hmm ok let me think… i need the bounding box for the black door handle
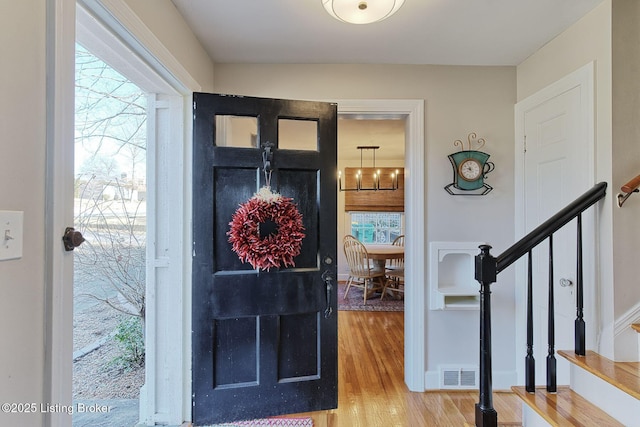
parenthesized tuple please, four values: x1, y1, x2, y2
(63, 227, 85, 251)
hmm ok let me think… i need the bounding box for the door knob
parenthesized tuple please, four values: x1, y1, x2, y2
(62, 227, 85, 251)
(559, 278, 573, 287)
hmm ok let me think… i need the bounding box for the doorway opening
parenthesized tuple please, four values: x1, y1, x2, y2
(72, 42, 147, 426)
(337, 117, 406, 314)
(70, 3, 189, 424)
(334, 99, 425, 393)
(336, 117, 406, 398)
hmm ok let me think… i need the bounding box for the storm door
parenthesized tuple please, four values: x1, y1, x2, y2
(192, 93, 338, 425)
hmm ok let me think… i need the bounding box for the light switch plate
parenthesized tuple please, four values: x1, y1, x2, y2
(0, 210, 24, 261)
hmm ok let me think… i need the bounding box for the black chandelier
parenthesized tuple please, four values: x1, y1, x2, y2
(338, 146, 399, 191)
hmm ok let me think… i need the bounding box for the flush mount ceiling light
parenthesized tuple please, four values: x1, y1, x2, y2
(322, 0, 405, 25)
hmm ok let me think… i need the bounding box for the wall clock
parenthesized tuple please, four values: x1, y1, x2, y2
(445, 132, 495, 195)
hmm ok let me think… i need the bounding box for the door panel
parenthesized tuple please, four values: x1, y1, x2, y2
(192, 93, 338, 425)
(213, 167, 258, 272)
(523, 85, 588, 385)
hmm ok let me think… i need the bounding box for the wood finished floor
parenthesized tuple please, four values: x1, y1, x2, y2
(290, 311, 522, 427)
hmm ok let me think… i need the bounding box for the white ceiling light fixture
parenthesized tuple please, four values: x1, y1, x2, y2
(322, 0, 405, 25)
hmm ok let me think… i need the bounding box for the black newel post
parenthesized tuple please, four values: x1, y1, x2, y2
(475, 245, 498, 427)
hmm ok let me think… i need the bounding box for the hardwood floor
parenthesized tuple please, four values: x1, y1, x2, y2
(291, 311, 522, 426)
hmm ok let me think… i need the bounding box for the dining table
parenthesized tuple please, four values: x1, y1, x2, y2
(363, 243, 404, 270)
(363, 243, 405, 298)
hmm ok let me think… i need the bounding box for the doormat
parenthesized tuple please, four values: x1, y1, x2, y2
(337, 282, 403, 312)
(211, 418, 313, 427)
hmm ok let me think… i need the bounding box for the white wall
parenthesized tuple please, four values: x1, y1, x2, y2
(213, 63, 518, 386)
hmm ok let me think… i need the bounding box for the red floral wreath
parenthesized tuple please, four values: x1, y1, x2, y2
(227, 187, 306, 271)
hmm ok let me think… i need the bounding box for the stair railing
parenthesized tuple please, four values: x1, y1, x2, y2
(474, 182, 608, 427)
(617, 174, 640, 207)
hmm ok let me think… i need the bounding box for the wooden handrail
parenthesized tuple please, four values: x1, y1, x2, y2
(617, 174, 640, 207)
(621, 174, 640, 193)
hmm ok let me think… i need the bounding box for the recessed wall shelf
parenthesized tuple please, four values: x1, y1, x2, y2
(429, 241, 484, 310)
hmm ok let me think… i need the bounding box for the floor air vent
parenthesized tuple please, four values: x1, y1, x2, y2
(440, 366, 478, 389)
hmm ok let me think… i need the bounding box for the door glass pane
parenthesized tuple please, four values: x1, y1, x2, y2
(278, 119, 317, 151)
(215, 115, 258, 147)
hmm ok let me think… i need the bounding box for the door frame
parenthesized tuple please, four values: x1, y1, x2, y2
(47, 0, 199, 425)
(334, 99, 425, 391)
(44, 2, 76, 426)
(513, 62, 595, 384)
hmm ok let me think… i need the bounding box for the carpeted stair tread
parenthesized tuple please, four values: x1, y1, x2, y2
(558, 350, 640, 400)
(511, 385, 624, 427)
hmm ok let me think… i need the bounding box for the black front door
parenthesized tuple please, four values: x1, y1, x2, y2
(192, 93, 338, 425)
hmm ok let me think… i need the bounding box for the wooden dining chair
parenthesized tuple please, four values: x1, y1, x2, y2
(382, 234, 405, 300)
(343, 236, 387, 305)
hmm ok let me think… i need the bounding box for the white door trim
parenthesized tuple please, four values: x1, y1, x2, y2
(45, 1, 76, 426)
(513, 62, 595, 384)
(334, 99, 426, 392)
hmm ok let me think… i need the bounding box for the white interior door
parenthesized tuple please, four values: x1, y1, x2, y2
(515, 63, 595, 385)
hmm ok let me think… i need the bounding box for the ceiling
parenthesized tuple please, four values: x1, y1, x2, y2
(170, 0, 603, 66)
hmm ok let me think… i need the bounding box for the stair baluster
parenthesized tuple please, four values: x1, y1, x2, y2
(575, 213, 585, 355)
(546, 235, 557, 392)
(526, 250, 535, 393)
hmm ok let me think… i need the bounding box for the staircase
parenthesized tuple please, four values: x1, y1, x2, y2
(512, 325, 640, 426)
(471, 183, 640, 427)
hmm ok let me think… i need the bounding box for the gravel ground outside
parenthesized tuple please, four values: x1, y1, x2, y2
(73, 298, 144, 400)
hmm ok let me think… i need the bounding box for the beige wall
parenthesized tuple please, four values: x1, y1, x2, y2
(517, 0, 614, 353)
(214, 63, 518, 382)
(517, 0, 640, 358)
(124, 0, 215, 92)
(611, 0, 640, 323)
(0, 1, 46, 424)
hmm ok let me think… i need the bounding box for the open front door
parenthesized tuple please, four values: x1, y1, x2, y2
(192, 93, 338, 425)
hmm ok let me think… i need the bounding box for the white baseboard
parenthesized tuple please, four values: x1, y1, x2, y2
(613, 301, 640, 361)
(614, 300, 640, 336)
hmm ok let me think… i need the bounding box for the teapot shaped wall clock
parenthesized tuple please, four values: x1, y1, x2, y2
(444, 132, 495, 196)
